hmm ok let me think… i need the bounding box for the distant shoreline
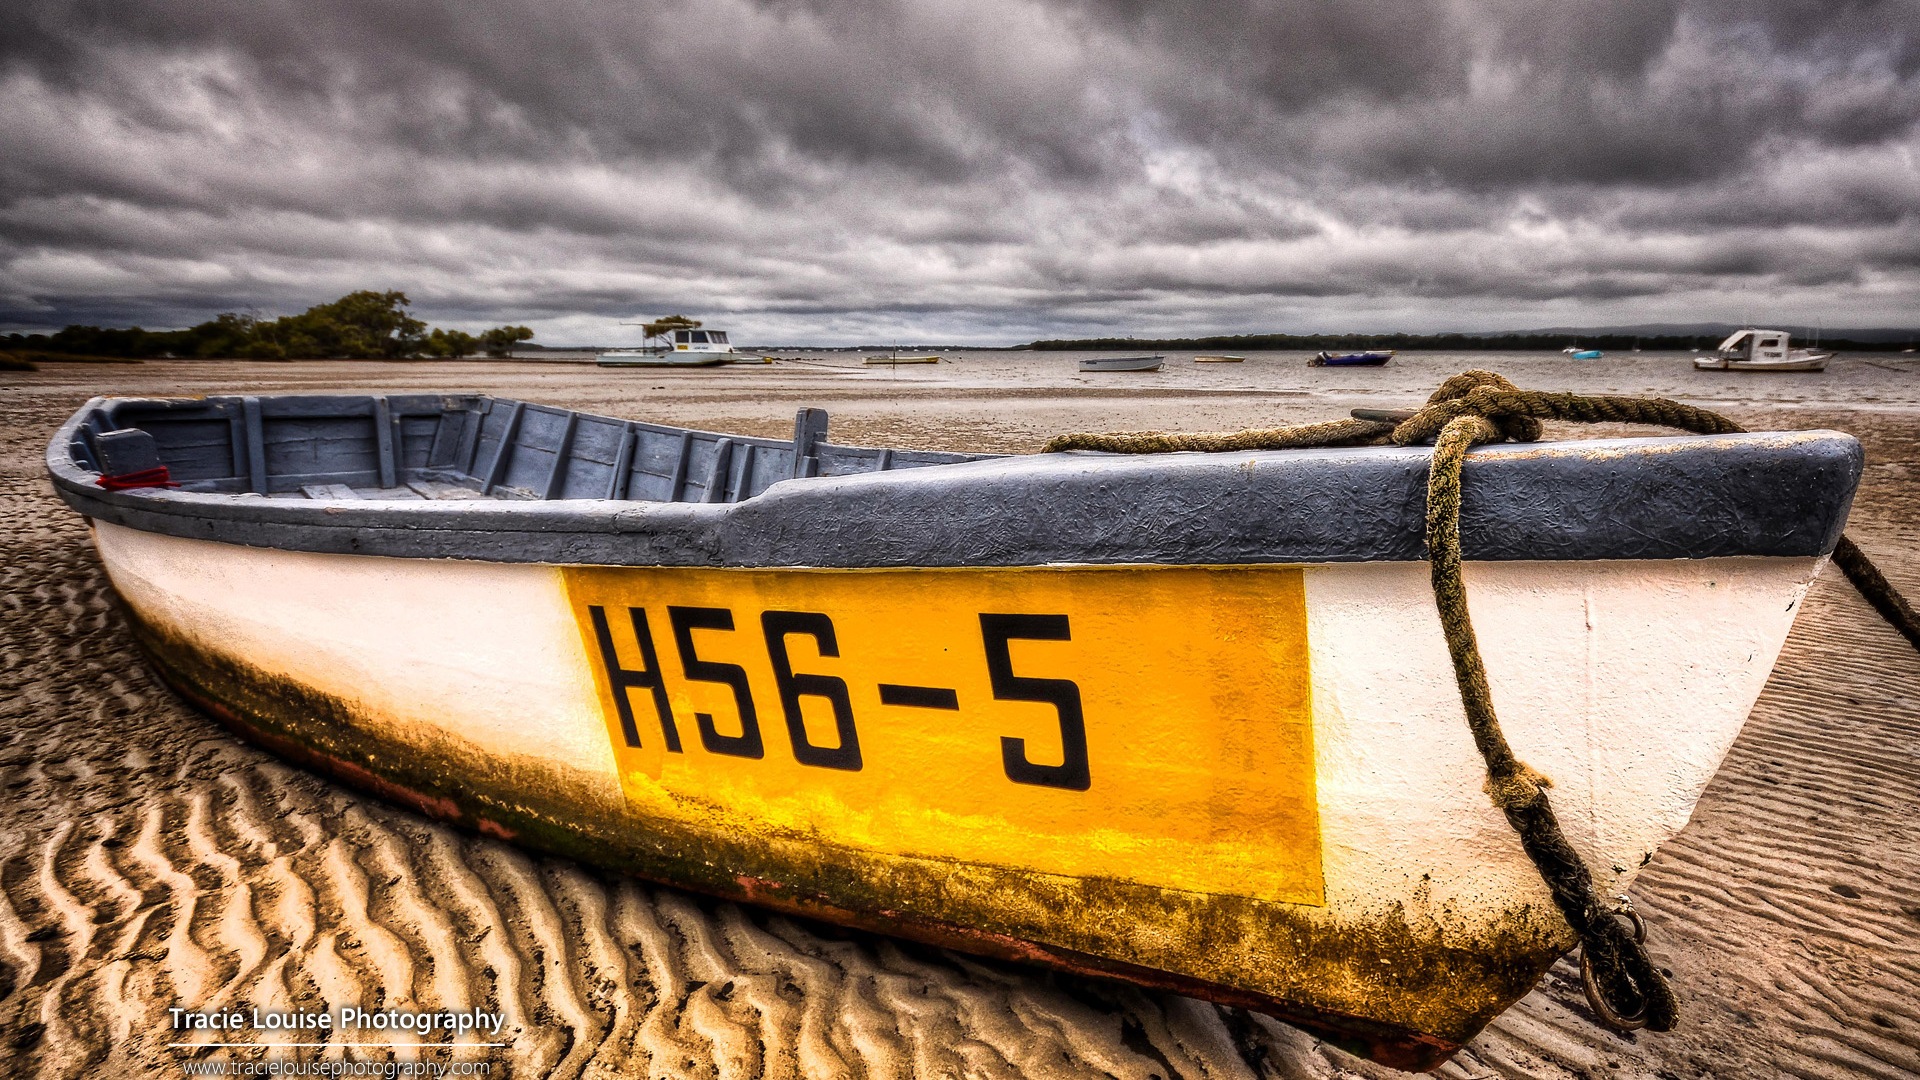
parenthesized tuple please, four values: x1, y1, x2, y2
(1027, 331, 1920, 352)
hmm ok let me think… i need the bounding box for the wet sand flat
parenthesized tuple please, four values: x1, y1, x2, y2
(2, 355, 1917, 1079)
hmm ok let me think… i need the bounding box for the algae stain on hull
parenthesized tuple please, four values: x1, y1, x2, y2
(120, 600, 1567, 1072)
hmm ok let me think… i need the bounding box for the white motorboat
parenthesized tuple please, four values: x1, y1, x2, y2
(1693, 329, 1831, 372)
(600, 321, 739, 367)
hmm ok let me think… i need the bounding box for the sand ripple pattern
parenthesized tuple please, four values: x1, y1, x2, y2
(5, 376, 1918, 1079)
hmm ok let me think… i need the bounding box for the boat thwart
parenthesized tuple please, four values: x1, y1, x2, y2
(48, 391, 1864, 1069)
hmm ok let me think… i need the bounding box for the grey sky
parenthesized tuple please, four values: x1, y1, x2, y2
(3, 0, 1917, 344)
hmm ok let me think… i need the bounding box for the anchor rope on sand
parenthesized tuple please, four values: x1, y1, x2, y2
(1044, 369, 1920, 1035)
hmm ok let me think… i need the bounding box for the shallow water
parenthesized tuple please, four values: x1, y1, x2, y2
(527, 348, 1920, 413)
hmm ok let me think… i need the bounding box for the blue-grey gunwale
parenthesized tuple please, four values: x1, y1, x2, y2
(49, 393, 1861, 567)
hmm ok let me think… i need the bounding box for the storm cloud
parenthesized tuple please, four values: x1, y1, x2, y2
(2, 0, 1917, 343)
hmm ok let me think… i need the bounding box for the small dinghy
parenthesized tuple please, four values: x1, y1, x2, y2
(1193, 354, 1245, 363)
(864, 352, 942, 365)
(1079, 354, 1164, 371)
(1310, 350, 1393, 366)
(49, 389, 1864, 1069)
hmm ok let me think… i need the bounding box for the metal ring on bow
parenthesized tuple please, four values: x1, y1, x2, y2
(1581, 902, 1651, 1031)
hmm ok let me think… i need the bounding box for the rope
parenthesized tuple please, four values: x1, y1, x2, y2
(1832, 536, 1920, 652)
(1045, 369, 1920, 1034)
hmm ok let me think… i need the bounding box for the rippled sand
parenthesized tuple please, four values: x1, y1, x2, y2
(3, 356, 1917, 1078)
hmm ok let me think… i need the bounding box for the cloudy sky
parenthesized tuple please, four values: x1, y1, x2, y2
(3, 0, 1918, 345)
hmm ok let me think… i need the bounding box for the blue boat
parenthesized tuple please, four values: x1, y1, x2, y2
(1565, 349, 1604, 360)
(1309, 350, 1393, 367)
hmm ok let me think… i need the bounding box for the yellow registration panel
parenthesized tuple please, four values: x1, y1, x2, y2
(562, 564, 1322, 906)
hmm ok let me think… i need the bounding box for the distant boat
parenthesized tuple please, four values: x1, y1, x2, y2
(1568, 350, 1603, 360)
(1309, 350, 1393, 367)
(1080, 355, 1165, 372)
(864, 352, 941, 365)
(598, 351, 728, 368)
(1193, 355, 1245, 363)
(600, 323, 738, 367)
(1692, 329, 1830, 373)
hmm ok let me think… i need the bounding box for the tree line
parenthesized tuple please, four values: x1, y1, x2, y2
(4, 291, 533, 360)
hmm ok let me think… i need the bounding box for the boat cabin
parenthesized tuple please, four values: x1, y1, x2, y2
(1713, 328, 1791, 362)
(672, 328, 732, 354)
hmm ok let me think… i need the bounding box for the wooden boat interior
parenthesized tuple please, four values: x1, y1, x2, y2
(65, 393, 990, 503)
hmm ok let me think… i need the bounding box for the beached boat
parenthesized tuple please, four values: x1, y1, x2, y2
(1693, 329, 1830, 372)
(1193, 355, 1245, 363)
(1310, 350, 1393, 366)
(864, 352, 942, 365)
(1568, 349, 1604, 360)
(601, 324, 740, 367)
(597, 350, 728, 368)
(1079, 355, 1164, 371)
(48, 392, 1862, 1069)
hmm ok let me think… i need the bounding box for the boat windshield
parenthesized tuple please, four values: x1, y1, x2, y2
(710, 331, 728, 344)
(1715, 330, 1750, 352)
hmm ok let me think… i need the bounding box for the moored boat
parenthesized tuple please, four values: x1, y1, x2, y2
(600, 318, 739, 367)
(1310, 350, 1393, 366)
(1568, 349, 1604, 360)
(48, 391, 1863, 1069)
(1193, 354, 1245, 363)
(1079, 354, 1164, 371)
(597, 350, 729, 368)
(864, 352, 942, 365)
(1693, 328, 1831, 372)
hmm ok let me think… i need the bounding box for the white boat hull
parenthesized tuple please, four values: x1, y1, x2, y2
(1693, 352, 1831, 372)
(93, 519, 1819, 1039)
(598, 350, 729, 368)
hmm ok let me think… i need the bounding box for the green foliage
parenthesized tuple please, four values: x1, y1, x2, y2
(641, 314, 700, 339)
(479, 325, 534, 357)
(14, 292, 538, 360)
(252, 290, 428, 359)
(425, 328, 480, 358)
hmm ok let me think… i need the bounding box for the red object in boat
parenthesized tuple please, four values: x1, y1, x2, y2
(96, 466, 179, 490)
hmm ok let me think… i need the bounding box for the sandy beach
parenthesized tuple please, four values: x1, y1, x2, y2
(2, 352, 1917, 1079)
